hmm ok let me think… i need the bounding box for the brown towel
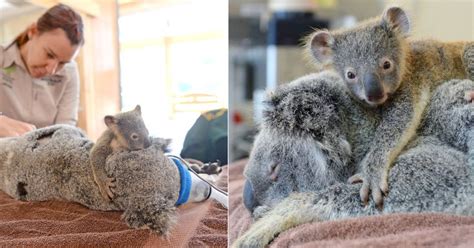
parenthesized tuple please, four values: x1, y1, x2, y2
(0, 166, 228, 247)
(229, 159, 474, 248)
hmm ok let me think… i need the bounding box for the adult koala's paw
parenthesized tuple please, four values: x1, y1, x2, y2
(233, 217, 280, 248)
(252, 205, 271, 220)
(187, 159, 222, 175)
(464, 91, 474, 103)
(121, 199, 177, 236)
(233, 230, 269, 248)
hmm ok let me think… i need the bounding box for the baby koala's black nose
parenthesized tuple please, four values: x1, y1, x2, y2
(367, 92, 385, 102)
(144, 137, 151, 148)
(364, 73, 385, 103)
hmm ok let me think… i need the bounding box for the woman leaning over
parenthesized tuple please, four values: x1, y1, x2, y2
(0, 4, 84, 137)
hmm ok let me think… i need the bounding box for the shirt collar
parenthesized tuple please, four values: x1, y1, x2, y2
(3, 41, 28, 72)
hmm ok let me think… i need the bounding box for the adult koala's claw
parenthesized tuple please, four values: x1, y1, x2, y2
(464, 91, 474, 103)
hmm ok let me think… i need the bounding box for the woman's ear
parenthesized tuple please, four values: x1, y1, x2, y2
(27, 23, 38, 39)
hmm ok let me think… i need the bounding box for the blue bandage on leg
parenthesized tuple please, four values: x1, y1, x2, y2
(170, 157, 192, 206)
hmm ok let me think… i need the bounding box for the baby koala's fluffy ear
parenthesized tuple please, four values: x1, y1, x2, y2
(133, 105, 142, 115)
(308, 30, 335, 64)
(104, 115, 117, 128)
(382, 6, 410, 36)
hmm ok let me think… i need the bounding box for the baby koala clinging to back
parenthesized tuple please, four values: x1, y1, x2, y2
(90, 105, 151, 201)
(307, 6, 473, 208)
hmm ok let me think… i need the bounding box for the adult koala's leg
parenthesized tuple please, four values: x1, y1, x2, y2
(23, 124, 88, 149)
(24, 124, 71, 141)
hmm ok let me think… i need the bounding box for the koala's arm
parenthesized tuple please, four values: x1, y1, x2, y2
(232, 193, 317, 248)
(90, 130, 116, 200)
(233, 184, 371, 248)
(350, 86, 430, 208)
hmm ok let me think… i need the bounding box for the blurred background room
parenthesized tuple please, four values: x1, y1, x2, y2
(228, 0, 474, 162)
(0, 0, 228, 164)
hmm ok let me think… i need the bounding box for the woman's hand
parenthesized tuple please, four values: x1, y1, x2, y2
(0, 115, 36, 137)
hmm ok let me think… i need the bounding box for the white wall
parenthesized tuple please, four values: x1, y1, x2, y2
(385, 0, 474, 41)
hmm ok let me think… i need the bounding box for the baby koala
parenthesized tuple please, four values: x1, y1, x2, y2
(90, 105, 151, 201)
(307, 6, 474, 208)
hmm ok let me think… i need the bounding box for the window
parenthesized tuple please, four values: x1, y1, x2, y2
(118, 1, 228, 153)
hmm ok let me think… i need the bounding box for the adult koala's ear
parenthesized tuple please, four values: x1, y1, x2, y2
(308, 30, 335, 64)
(382, 6, 410, 36)
(150, 137, 172, 152)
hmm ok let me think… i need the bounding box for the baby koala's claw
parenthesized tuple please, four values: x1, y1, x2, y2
(348, 174, 363, 184)
(348, 173, 386, 210)
(105, 177, 116, 200)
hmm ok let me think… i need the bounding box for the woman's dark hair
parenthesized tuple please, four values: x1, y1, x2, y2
(15, 4, 84, 47)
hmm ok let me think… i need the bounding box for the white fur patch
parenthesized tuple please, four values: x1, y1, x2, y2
(311, 140, 329, 175)
(6, 151, 14, 167)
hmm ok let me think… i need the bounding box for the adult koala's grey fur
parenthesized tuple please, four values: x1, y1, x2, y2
(236, 72, 473, 247)
(244, 71, 380, 212)
(0, 126, 179, 235)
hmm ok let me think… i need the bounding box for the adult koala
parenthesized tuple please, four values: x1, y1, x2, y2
(237, 71, 473, 247)
(0, 126, 179, 235)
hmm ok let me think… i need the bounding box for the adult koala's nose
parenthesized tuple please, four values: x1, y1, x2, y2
(364, 73, 385, 102)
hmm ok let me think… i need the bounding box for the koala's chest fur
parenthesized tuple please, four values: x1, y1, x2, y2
(110, 137, 128, 152)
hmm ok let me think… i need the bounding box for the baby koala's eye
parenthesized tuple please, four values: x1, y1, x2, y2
(346, 71, 356, 80)
(380, 58, 394, 72)
(131, 133, 139, 140)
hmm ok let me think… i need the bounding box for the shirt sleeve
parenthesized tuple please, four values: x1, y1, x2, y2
(54, 62, 80, 126)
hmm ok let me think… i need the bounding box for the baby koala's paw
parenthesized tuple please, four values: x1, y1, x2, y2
(464, 42, 474, 80)
(348, 170, 388, 210)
